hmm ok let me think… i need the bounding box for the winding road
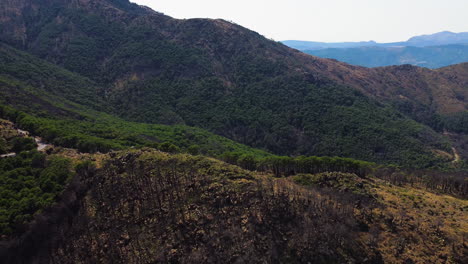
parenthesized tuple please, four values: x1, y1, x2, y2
(0, 130, 52, 158)
(451, 147, 461, 163)
(443, 130, 462, 164)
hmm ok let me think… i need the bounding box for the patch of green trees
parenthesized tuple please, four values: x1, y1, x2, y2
(0, 104, 269, 157)
(0, 151, 73, 236)
(221, 152, 374, 178)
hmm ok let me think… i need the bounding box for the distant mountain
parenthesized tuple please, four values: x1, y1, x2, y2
(305, 44, 468, 68)
(283, 31, 468, 50)
(281, 40, 378, 51)
(283, 31, 468, 68)
(406, 31, 468, 47)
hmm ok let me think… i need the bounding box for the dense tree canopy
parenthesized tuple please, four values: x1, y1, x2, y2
(0, 151, 73, 236)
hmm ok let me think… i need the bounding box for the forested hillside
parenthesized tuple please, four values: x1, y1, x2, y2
(0, 0, 466, 168)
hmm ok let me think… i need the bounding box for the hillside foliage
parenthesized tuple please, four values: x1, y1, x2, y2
(0, 0, 464, 168)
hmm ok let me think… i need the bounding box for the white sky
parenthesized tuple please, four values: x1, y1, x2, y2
(131, 0, 468, 43)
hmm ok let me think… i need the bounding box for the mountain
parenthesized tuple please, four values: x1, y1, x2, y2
(406, 31, 468, 47)
(1, 0, 467, 168)
(283, 32, 468, 68)
(283, 31, 468, 50)
(304, 44, 468, 69)
(281, 40, 378, 50)
(0, 43, 272, 157)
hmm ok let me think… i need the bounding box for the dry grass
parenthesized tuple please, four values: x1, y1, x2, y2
(371, 180, 467, 263)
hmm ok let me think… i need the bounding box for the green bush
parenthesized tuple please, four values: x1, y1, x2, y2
(11, 137, 37, 153)
(159, 142, 180, 153)
(187, 145, 200, 155)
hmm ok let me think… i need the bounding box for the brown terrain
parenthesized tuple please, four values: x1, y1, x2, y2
(0, 149, 466, 263)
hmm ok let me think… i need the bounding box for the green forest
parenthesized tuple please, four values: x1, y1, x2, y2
(0, 42, 458, 168)
(0, 151, 73, 236)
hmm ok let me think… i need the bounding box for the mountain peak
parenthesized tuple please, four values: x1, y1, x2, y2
(407, 31, 468, 45)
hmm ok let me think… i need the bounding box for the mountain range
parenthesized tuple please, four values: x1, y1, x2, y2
(0, 0, 467, 263)
(0, 0, 467, 166)
(283, 31, 468, 50)
(283, 31, 468, 68)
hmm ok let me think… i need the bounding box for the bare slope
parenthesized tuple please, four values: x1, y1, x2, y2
(1, 149, 466, 263)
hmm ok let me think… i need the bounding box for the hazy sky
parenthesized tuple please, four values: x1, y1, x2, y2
(131, 0, 467, 43)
